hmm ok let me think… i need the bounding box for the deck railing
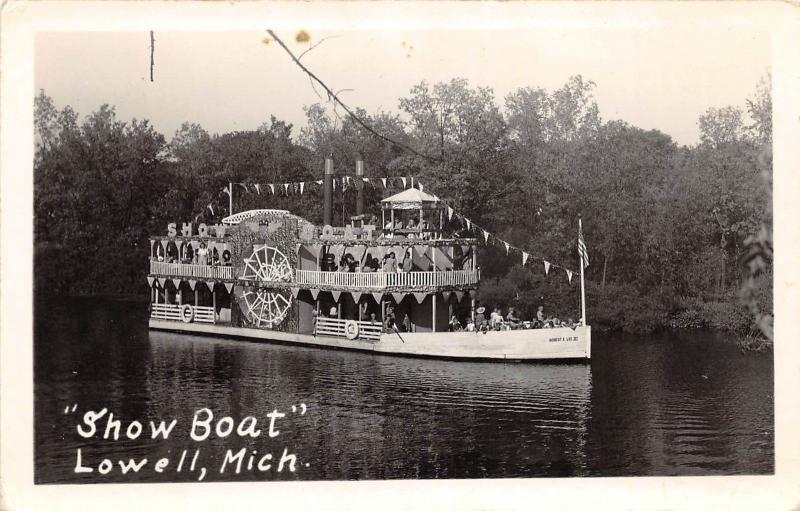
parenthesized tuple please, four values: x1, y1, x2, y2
(150, 303, 216, 324)
(295, 269, 479, 289)
(150, 260, 237, 280)
(314, 317, 382, 341)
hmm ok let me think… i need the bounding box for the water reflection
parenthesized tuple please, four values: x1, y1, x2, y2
(34, 298, 772, 483)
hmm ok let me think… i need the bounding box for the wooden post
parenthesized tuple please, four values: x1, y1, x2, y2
(432, 293, 437, 332)
(358, 298, 363, 321)
(391, 209, 395, 230)
(382, 209, 386, 230)
(194, 287, 198, 306)
(579, 218, 587, 325)
(432, 244, 437, 272)
(471, 296, 476, 322)
(229, 181, 233, 217)
(337, 302, 341, 319)
(212, 283, 217, 312)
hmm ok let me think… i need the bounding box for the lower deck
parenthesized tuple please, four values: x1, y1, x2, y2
(149, 319, 591, 361)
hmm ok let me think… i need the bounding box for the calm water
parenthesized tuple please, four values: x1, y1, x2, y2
(34, 297, 773, 483)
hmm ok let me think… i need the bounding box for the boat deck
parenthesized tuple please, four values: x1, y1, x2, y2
(149, 319, 591, 361)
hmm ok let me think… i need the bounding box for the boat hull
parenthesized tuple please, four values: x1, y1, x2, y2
(149, 320, 591, 361)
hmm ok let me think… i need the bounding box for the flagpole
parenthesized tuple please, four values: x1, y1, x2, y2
(229, 181, 233, 216)
(579, 218, 587, 325)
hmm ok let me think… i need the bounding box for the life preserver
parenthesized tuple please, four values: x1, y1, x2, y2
(180, 304, 194, 323)
(344, 320, 359, 340)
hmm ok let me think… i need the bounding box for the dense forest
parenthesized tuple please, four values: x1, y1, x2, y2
(34, 74, 773, 338)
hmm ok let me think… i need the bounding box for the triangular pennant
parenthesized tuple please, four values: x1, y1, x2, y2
(332, 179, 336, 191)
(371, 292, 383, 303)
(254, 184, 261, 195)
(566, 270, 573, 283)
(331, 290, 342, 303)
(469, 290, 478, 298)
(205, 281, 215, 293)
(160, 239, 169, 251)
(315, 179, 323, 186)
(147, 276, 155, 287)
(522, 252, 529, 266)
(362, 177, 369, 183)
(503, 241, 510, 254)
(380, 178, 387, 188)
(410, 177, 414, 188)
(465, 218, 471, 230)
(544, 261, 551, 275)
(392, 292, 405, 304)
(239, 183, 248, 193)
(442, 290, 452, 302)
(419, 183, 424, 192)
(149, 239, 154, 252)
(208, 204, 214, 216)
(223, 185, 231, 198)
(310, 288, 320, 300)
(401, 177, 407, 188)
(447, 206, 453, 221)
(352, 291, 362, 303)
(483, 230, 490, 243)
(187, 279, 196, 291)
(299, 182, 305, 194)
(283, 183, 289, 195)
(454, 290, 464, 302)
(156, 277, 165, 288)
(224, 283, 233, 293)
(291, 287, 299, 298)
(413, 292, 427, 304)
(269, 184, 275, 195)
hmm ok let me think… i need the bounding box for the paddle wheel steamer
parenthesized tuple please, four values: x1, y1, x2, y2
(148, 159, 591, 361)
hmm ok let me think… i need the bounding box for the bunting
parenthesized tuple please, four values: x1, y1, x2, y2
(290, 287, 300, 298)
(447, 206, 453, 221)
(254, 184, 261, 195)
(299, 182, 305, 195)
(544, 261, 551, 275)
(391, 292, 405, 304)
(522, 252, 529, 266)
(566, 270, 573, 283)
(283, 183, 289, 195)
(223, 185, 231, 198)
(352, 291, 362, 303)
(380, 178, 387, 188)
(225, 283, 234, 293)
(413, 292, 427, 304)
(400, 177, 407, 188)
(503, 241, 510, 254)
(371, 291, 383, 303)
(187, 280, 197, 291)
(310, 288, 320, 300)
(268, 184, 275, 195)
(483, 230, 489, 243)
(454, 290, 464, 302)
(331, 290, 342, 303)
(147, 276, 155, 287)
(208, 204, 214, 216)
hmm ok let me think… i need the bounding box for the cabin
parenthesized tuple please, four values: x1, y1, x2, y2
(147, 159, 480, 343)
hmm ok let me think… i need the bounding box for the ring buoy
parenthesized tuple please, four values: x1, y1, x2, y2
(344, 320, 359, 340)
(180, 304, 194, 323)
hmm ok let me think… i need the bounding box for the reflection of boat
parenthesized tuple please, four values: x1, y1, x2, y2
(148, 158, 591, 361)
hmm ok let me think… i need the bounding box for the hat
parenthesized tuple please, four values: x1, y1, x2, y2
(476, 306, 485, 314)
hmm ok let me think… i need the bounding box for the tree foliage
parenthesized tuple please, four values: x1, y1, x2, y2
(34, 74, 772, 336)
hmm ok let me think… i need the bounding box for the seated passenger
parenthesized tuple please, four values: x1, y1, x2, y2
(466, 318, 476, 332)
(490, 308, 504, 329)
(506, 307, 522, 327)
(449, 315, 462, 332)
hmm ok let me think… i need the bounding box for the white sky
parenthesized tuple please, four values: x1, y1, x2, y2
(35, 21, 770, 146)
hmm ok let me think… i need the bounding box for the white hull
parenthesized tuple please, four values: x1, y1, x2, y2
(149, 320, 591, 361)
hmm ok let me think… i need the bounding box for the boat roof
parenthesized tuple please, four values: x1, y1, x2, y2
(222, 209, 291, 225)
(381, 188, 441, 210)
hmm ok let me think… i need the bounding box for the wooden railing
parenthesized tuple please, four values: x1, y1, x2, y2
(314, 317, 382, 341)
(150, 303, 215, 324)
(295, 269, 479, 289)
(150, 260, 236, 280)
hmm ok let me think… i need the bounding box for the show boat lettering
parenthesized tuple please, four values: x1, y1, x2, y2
(66, 404, 311, 480)
(148, 158, 592, 361)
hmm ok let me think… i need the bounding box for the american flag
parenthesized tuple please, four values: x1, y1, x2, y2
(578, 221, 589, 269)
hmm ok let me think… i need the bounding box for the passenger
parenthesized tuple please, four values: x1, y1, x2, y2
(466, 318, 476, 332)
(384, 252, 398, 272)
(406, 217, 417, 229)
(536, 305, 545, 323)
(475, 306, 488, 333)
(329, 306, 338, 318)
(222, 251, 232, 266)
(197, 242, 208, 266)
(506, 307, 522, 328)
(402, 314, 412, 332)
(383, 306, 396, 331)
(449, 315, 462, 332)
(490, 307, 504, 330)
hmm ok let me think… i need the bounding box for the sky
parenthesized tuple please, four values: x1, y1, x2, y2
(35, 22, 770, 147)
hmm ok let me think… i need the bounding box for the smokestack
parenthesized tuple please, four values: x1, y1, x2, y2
(323, 156, 334, 226)
(355, 157, 364, 217)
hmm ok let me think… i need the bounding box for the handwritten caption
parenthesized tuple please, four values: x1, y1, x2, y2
(64, 403, 310, 481)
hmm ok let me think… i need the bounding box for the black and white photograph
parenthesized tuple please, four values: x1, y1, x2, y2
(2, 2, 799, 510)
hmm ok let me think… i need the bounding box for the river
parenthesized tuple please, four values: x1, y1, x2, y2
(34, 297, 773, 483)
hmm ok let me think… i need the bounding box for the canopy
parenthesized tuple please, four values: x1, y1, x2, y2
(380, 188, 441, 210)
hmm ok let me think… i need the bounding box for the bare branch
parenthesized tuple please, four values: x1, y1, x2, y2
(297, 35, 340, 61)
(266, 29, 441, 163)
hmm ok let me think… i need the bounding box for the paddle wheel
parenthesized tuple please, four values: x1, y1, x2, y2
(238, 244, 293, 327)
